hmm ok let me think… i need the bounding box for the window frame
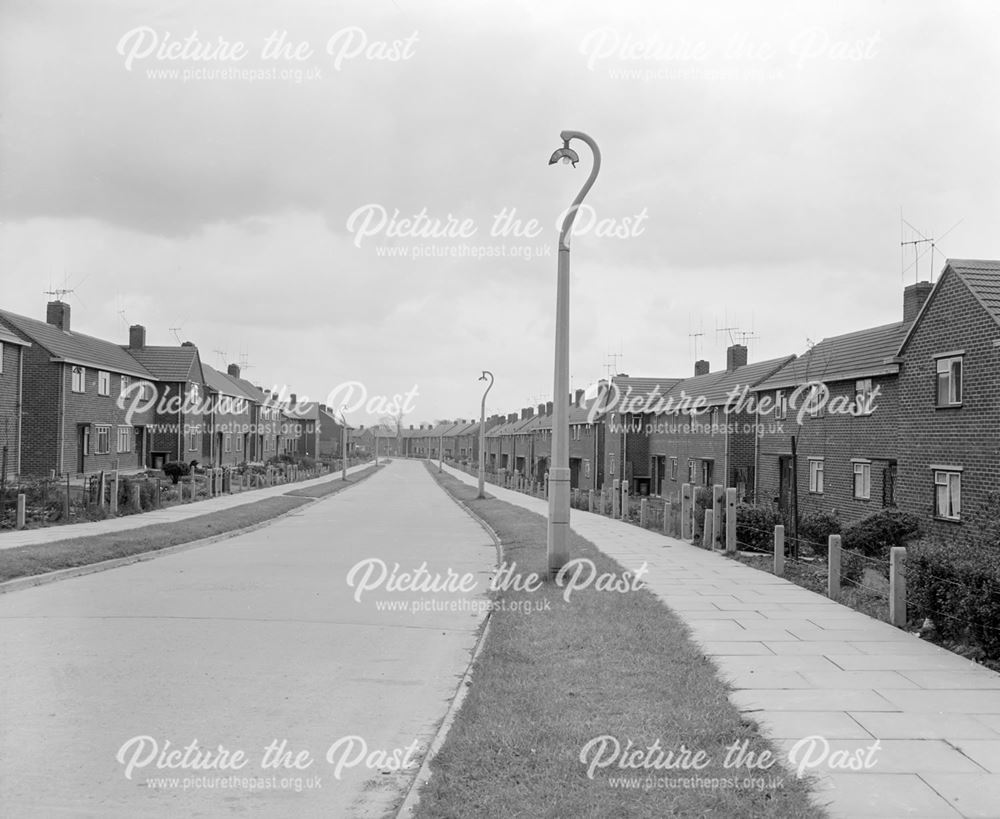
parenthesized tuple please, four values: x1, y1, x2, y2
(97, 370, 110, 396)
(935, 355, 963, 407)
(808, 457, 824, 494)
(94, 424, 111, 454)
(116, 425, 132, 453)
(852, 460, 871, 500)
(669, 457, 678, 481)
(71, 365, 86, 393)
(933, 469, 962, 521)
(774, 390, 787, 420)
(854, 379, 874, 416)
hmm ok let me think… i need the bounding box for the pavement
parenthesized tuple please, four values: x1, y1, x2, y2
(0, 462, 374, 551)
(0, 459, 497, 817)
(443, 463, 1000, 819)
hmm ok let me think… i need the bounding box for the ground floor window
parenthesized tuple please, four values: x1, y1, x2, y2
(934, 470, 961, 520)
(95, 425, 111, 454)
(116, 426, 132, 453)
(808, 458, 824, 493)
(853, 461, 871, 500)
(188, 431, 198, 451)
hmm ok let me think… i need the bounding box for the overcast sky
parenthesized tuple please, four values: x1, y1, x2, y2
(2, 0, 998, 427)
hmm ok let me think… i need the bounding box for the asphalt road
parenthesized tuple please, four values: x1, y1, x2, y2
(0, 458, 496, 817)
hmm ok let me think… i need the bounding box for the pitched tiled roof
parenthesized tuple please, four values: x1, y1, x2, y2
(0, 326, 30, 347)
(0, 308, 153, 377)
(946, 259, 1000, 327)
(128, 345, 204, 383)
(202, 363, 246, 397)
(695, 356, 797, 405)
(756, 323, 907, 391)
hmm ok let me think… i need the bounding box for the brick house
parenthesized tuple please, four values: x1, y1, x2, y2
(201, 363, 255, 467)
(127, 331, 208, 469)
(636, 348, 795, 500)
(318, 404, 350, 461)
(0, 326, 29, 478)
(278, 395, 321, 460)
(0, 303, 160, 476)
(895, 260, 1000, 540)
(752, 283, 931, 526)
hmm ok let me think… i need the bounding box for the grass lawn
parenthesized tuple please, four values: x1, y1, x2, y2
(0, 467, 378, 584)
(414, 469, 825, 819)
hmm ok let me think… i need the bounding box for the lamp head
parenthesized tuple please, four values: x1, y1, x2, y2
(548, 140, 579, 167)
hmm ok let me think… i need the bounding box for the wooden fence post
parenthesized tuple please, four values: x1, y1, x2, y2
(712, 484, 724, 549)
(110, 472, 119, 515)
(703, 509, 714, 549)
(828, 534, 842, 601)
(621, 480, 629, 520)
(725, 488, 737, 553)
(681, 483, 692, 539)
(99, 471, 106, 509)
(640, 498, 648, 528)
(132, 483, 141, 512)
(588, 489, 595, 513)
(612, 479, 620, 518)
(890, 546, 907, 627)
(774, 525, 784, 576)
(16, 493, 25, 529)
(663, 498, 671, 534)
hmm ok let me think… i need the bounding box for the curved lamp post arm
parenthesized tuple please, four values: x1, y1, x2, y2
(477, 370, 494, 498)
(551, 131, 602, 251)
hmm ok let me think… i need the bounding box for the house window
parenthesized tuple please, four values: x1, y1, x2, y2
(572, 425, 582, 440)
(139, 380, 153, 400)
(936, 356, 963, 406)
(853, 461, 871, 500)
(97, 371, 110, 396)
(235, 434, 243, 452)
(687, 459, 695, 483)
(71, 365, 86, 393)
(709, 408, 719, 429)
(95, 425, 111, 454)
(934, 470, 961, 520)
(808, 458, 824, 494)
(188, 384, 200, 405)
(120, 375, 131, 397)
(117, 426, 132, 453)
(0, 341, 3, 373)
(805, 383, 824, 417)
(854, 379, 874, 415)
(224, 434, 232, 453)
(670, 457, 678, 480)
(188, 430, 198, 451)
(774, 390, 787, 420)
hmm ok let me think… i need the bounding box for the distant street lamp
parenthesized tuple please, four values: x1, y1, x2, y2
(339, 404, 348, 481)
(478, 370, 494, 499)
(546, 130, 601, 579)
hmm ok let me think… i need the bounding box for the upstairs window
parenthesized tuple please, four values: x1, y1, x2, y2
(71, 366, 86, 393)
(774, 390, 787, 420)
(936, 356, 963, 406)
(120, 375, 131, 397)
(854, 379, 874, 416)
(98, 371, 110, 396)
(808, 458, 824, 494)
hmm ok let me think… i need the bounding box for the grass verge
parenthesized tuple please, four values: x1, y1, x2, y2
(413, 469, 824, 819)
(0, 468, 378, 583)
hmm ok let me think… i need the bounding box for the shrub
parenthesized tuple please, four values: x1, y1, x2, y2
(735, 504, 783, 553)
(692, 487, 713, 541)
(798, 511, 841, 559)
(162, 461, 190, 485)
(842, 509, 922, 558)
(907, 539, 1000, 663)
(299, 455, 316, 469)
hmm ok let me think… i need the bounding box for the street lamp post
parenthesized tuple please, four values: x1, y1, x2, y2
(546, 130, 601, 579)
(340, 405, 348, 481)
(438, 428, 443, 473)
(478, 371, 494, 499)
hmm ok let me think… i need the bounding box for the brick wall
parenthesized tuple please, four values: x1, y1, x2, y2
(897, 270, 1000, 540)
(0, 340, 23, 477)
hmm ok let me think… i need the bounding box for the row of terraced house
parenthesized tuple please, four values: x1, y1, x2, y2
(399, 260, 1000, 542)
(0, 300, 353, 479)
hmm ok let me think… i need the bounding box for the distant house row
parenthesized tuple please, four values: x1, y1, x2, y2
(402, 260, 999, 542)
(0, 301, 352, 478)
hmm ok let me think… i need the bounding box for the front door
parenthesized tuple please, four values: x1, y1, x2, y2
(134, 426, 145, 468)
(78, 424, 90, 473)
(569, 457, 581, 489)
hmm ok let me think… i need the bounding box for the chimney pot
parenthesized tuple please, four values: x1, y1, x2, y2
(575, 389, 584, 406)
(546, 401, 553, 416)
(694, 359, 710, 376)
(904, 280, 933, 324)
(129, 324, 146, 349)
(46, 300, 71, 332)
(726, 345, 747, 372)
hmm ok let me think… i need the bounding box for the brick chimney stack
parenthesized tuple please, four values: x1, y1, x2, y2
(46, 301, 70, 331)
(128, 324, 146, 349)
(575, 389, 584, 406)
(227, 363, 240, 379)
(726, 344, 748, 372)
(694, 359, 710, 376)
(904, 281, 933, 324)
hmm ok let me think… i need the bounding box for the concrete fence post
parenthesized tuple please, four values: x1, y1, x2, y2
(16, 493, 25, 529)
(99, 472, 106, 509)
(663, 498, 671, 534)
(110, 472, 119, 515)
(703, 509, 714, 549)
(712, 484, 724, 550)
(612, 479, 620, 518)
(680, 483, 692, 539)
(132, 483, 141, 511)
(588, 489, 595, 513)
(828, 534, 842, 601)
(725, 488, 737, 553)
(640, 498, 648, 528)
(621, 480, 629, 520)
(188, 474, 196, 501)
(155, 477, 161, 508)
(890, 546, 907, 627)
(774, 525, 785, 576)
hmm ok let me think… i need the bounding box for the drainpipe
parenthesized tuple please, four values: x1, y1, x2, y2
(57, 362, 66, 474)
(17, 346, 24, 474)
